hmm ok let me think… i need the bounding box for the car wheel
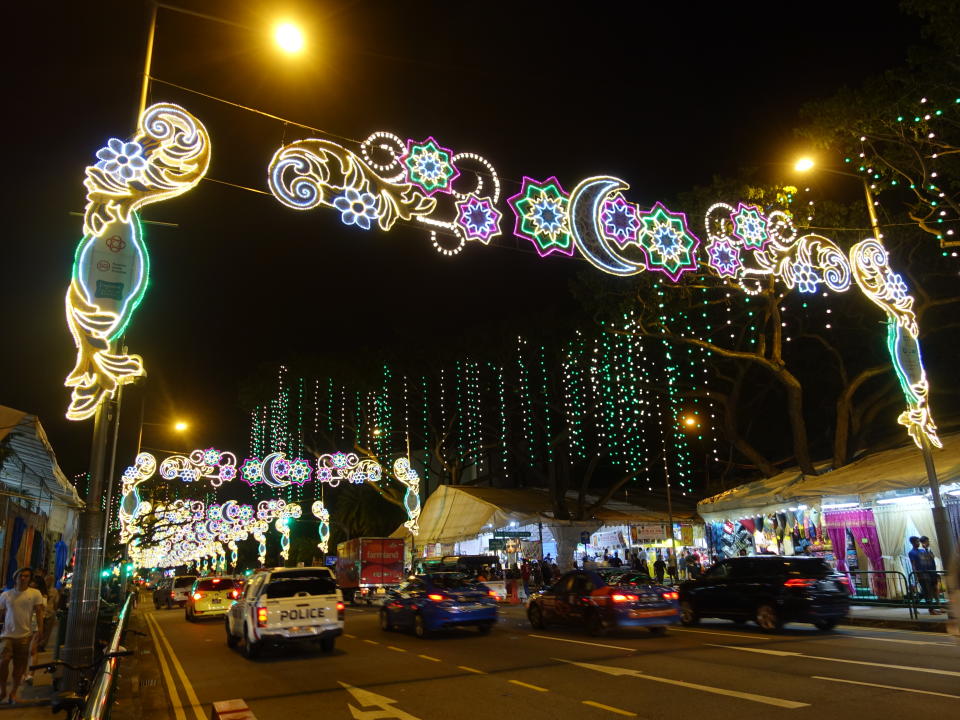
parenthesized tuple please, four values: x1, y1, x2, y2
(477, 623, 491, 636)
(225, 619, 238, 648)
(242, 624, 261, 659)
(813, 618, 838, 631)
(755, 603, 782, 632)
(648, 626, 667, 636)
(320, 637, 335, 652)
(528, 604, 547, 630)
(587, 611, 608, 637)
(680, 600, 699, 626)
(380, 609, 393, 632)
(413, 613, 429, 638)
(185, 608, 193, 622)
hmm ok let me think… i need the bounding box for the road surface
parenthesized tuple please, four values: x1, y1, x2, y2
(137, 603, 960, 720)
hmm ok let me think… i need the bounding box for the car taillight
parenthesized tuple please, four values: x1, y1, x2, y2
(337, 601, 345, 620)
(256, 606, 268, 627)
(192, 592, 203, 600)
(488, 590, 500, 601)
(662, 591, 679, 600)
(170, 591, 176, 598)
(230, 589, 240, 599)
(611, 593, 638, 603)
(212, 578, 220, 584)
(427, 593, 446, 602)
(784, 578, 817, 587)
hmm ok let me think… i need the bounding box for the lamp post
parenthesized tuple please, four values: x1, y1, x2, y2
(794, 157, 955, 574)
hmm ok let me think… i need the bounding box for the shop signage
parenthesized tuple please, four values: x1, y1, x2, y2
(488, 539, 507, 550)
(493, 530, 531, 538)
(631, 524, 666, 543)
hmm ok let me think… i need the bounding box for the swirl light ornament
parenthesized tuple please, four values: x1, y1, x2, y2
(311, 500, 331, 554)
(158, 448, 238, 487)
(850, 240, 940, 449)
(267, 137, 436, 230)
(392, 457, 421, 535)
(65, 103, 211, 421)
(316, 452, 383, 487)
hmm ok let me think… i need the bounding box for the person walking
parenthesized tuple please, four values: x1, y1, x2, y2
(667, 551, 679, 585)
(910, 536, 944, 614)
(520, 561, 531, 598)
(653, 554, 666, 584)
(0, 568, 45, 705)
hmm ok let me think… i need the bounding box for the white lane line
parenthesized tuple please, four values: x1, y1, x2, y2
(842, 635, 953, 647)
(418, 654, 441, 662)
(508, 679, 549, 692)
(557, 658, 808, 709)
(582, 700, 637, 716)
(708, 644, 960, 677)
(458, 665, 486, 674)
(528, 634, 635, 652)
(670, 627, 770, 641)
(812, 676, 960, 699)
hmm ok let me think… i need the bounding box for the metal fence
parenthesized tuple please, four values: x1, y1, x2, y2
(907, 570, 949, 614)
(81, 591, 135, 720)
(846, 570, 918, 618)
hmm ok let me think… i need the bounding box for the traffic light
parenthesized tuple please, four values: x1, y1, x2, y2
(101, 569, 111, 578)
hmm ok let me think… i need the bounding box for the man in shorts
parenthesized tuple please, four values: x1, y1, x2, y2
(0, 567, 45, 704)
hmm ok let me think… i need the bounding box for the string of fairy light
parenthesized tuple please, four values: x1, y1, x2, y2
(239, 327, 710, 502)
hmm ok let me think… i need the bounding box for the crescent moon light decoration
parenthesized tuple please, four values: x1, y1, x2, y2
(569, 176, 645, 276)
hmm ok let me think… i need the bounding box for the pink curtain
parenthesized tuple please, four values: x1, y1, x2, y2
(823, 515, 849, 573)
(824, 508, 887, 596)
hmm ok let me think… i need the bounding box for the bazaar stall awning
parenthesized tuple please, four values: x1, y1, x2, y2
(0, 405, 83, 512)
(698, 432, 960, 521)
(390, 485, 693, 544)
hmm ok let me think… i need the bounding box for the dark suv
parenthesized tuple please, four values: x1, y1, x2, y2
(678, 556, 850, 631)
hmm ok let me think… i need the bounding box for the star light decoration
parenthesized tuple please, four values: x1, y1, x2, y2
(401, 136, 459, 196)
(730, 203, 769, 250)
(455, 194, 502, 244)
(600, 194, 640, 246)
(706, 237, 742, 278)
(508, 176, 574, 257)
(635, 202, 700, 282)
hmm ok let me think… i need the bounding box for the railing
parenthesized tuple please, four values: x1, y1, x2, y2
(81, 591, 135, 720)
(846, 570, 918, 619)
(907, 570, 950, 613)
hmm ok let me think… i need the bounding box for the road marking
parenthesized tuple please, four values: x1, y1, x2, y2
(709, 644, 960, 677)
(339, 682, 422, 720)
(418, 654, 441, 662)
(557, 659, 809, 709)
(144, 613, 186, 720)
(812, 676, 960, 699)
(344, 633, 356, 639)
(582, 700, 637, 716)
(364, 639, 380, 645)
(387, 645, 407, 652)
(843, 634, 953, 647)
(458, 665, 486, 674)
(508, 679, 548, 692)
(670, 627, 770, 640)
(528, 634, 634, 651)
(145, 613, 207, 720)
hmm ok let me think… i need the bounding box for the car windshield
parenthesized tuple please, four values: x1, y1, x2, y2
(427, 574, 480, 591)
(264, 570, 337, 598)
(174, 576, 197, 588)
(601, 571, 654, 587)
(196, 578, 235, 591)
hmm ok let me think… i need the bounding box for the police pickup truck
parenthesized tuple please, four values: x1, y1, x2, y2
(225, 566, 344, 659)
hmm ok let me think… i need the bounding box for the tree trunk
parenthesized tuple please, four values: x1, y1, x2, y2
(780, 370, 816, 475)
(833, 366, 887, 468)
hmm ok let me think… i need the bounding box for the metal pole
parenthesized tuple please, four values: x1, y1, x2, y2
(137, 2, 158, 123)
(101, 383, 124, 566)
(62, 397, 111, 690)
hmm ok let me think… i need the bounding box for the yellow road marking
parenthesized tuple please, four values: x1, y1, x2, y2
(508, 680, 548, 692)
(145, 613, 207, 720)
(144, 613, 186, 720)
(344, 633, 356, 639)
(364, 639, 379, 645)
(812, 676, 960, 699)
(387, 645, 407, 652)
(582, 700, 637, 717)
(418, 654, 441, 662)
(458, 665, 486, 674)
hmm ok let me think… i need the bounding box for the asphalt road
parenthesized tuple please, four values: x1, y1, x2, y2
(140, 602, 960, 720)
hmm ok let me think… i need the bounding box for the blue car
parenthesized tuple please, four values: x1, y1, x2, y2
(379, 573, 499, 638)
(527, 569, 680, 636)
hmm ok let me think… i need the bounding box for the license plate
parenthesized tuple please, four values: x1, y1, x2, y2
(455, 603, 483, 611)
(211, 598, 221, 604)
(375, 587, 386, 594)
(631, 609, 675, 618)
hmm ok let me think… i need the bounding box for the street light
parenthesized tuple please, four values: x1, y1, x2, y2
(792, 156, 883, 240)
(274, 21, 306, 54)
(173, 421, 189, 433)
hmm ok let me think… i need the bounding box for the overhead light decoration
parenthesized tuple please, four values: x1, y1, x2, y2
(400, 136, 460, 196)
(635, 202, 701, 282)
(158, 448, 238, 487)
(508, 176, 574, 257)
(393, 457, 421, 535)
(64, 103, 210, 421)
(312, 500, 331, 553)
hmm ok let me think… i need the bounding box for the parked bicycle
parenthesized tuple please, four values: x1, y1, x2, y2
(28, 651, 133, 719)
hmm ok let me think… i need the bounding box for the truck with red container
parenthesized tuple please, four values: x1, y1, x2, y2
(336, 537, 406, 605)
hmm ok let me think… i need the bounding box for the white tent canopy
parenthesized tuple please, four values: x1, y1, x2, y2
(698, 432, 960, 521)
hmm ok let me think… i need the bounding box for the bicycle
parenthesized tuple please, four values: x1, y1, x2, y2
(28, 650, 133, 718)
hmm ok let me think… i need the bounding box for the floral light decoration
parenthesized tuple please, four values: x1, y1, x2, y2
(401, 136, 460, 196)
(635, 201, 701, 282)
(508, 176, 574, 257)
(65, 103, 210, 421)
(600, 194, 640, 246)
(705, 237, 742, 278)
(333, 188, 379, 230)
(455, 194, 502, 244)
(158, 448, 238, 488)
(316, 452, 382, 487)
(729, 202, 770, 250)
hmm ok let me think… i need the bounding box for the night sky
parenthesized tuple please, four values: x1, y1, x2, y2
(4, 0, 921, 477)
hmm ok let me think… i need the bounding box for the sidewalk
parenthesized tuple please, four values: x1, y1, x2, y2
(0, 627, 58, 716)
(844, 604, 949, 632)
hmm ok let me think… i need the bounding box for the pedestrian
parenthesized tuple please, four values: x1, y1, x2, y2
(677, 552, 687, 580)
(667, 552, 679, 585)
(541, 560, 552, 586)
(23, 575, 48, 684)
(909, 536, 944, 614)
(688, 553, 702, 580)
(653, 555, 666, 584)
(0, 568, 45, 705)
(37, 575, 58, 653)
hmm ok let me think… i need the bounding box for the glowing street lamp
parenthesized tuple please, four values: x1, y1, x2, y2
(793, 156, 815, 173)
(174, 421, 189, 432)
(274, 22, 306, 54)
